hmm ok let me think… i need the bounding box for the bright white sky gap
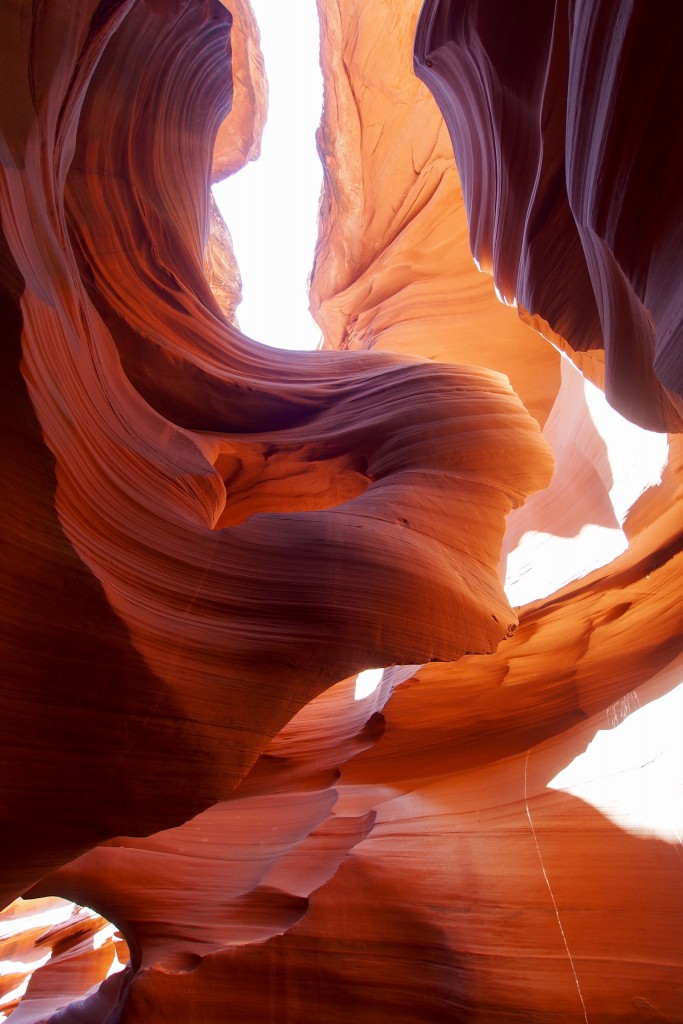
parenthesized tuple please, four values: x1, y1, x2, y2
(213, 2, 324, 350)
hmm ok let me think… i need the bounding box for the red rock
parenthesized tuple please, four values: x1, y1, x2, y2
(1, 0, 681, 1021)
(0, 0, 549, 899)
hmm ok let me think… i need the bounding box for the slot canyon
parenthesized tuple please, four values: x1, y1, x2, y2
(1, 0, 682, 1020)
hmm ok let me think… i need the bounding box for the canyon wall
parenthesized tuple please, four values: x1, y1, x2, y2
(414, 0, 683, 433)
(1, 0, 681, 1020)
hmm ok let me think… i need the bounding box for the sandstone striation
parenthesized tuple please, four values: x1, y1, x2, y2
(414, 0, 683, 432)
(1, 0, 682, 1021)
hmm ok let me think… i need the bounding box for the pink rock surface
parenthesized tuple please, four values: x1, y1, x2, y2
(1, 0, 682, 1021)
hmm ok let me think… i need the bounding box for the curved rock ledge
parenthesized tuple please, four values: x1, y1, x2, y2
(1, 0, 549, 897)
(1, 0, 682, 1021)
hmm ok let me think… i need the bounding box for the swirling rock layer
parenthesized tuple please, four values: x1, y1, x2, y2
(1, 0, 682, 1021)
(415, 0, 683, 432)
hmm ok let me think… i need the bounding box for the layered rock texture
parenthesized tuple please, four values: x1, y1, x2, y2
(414, 0, 683, 433)
(1, 0, 681, 1021)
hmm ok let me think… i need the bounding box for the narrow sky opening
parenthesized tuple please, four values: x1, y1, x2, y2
(354, 668, 384, 701)
(213, 3, 324, 350)
(548, 670, 683, 845)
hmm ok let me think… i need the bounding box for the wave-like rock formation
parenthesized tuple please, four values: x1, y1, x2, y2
(1, 0, 682, 1021)
(414, 0, 683, 433)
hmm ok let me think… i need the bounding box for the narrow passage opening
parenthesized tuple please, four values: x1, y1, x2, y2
(213, 2, 324, 350)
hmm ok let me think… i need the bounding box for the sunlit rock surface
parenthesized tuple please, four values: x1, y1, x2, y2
(212, 0, 267, 182)
(203, 195, 243, 327)
(1, 0, 682, 1021)
(311, 0, 561, 430)
(0, 898, 128, 1023)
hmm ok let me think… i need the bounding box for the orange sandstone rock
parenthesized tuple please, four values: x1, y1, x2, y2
(212, 0, 266, 182)
(0, 0, 549, 906)
(1, 0, 682, 1021)
(312, 0, 561, 430)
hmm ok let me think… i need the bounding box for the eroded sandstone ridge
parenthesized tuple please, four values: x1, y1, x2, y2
(1, 0, 682, 1021)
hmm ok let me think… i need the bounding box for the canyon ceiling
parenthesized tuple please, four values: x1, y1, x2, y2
(1, 0, 682, 1021)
